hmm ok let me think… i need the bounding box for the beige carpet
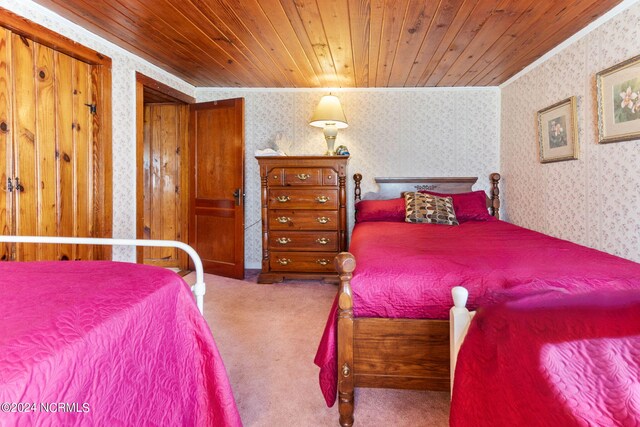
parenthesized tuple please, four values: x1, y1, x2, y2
(186, 271, 450, 427)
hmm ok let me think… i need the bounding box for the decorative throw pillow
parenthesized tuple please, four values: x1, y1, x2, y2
(404, 192, 459, 225)
(419, 190, 492, 222)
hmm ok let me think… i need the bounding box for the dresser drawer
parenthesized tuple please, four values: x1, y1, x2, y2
(267, 167, 322, 186)
(322, 168, 338, 186)
(270, 251, 337, 272)
(268, 231, 338, 251)
(269, 189, 338, 209)
(269, 210, 338, 230)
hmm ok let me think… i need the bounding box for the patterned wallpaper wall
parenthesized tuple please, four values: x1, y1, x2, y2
(501, 2, 640, 262)
(1, 0, 195, 261)
(196, 88, 500, 267)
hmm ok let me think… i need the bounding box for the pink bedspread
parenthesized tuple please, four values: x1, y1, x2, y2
(314, 220, 640, 406)
(0, 261, 242, 427)
(450, 287, 640, 426)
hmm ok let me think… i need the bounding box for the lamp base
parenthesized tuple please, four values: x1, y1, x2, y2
(324, 131, 337, 156)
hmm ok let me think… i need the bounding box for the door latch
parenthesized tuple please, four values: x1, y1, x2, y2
(14, 177, 24, 192)
(233, 188, 244, 206)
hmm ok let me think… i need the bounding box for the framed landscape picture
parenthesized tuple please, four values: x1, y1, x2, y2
(537, 96, 578, 163)
(596, 54, 640, 144)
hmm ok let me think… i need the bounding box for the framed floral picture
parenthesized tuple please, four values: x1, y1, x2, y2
(596, 54, 640, 144)
(537, 96, 578, 163)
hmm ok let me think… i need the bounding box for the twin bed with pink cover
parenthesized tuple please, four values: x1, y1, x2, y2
(0, 238, 241, 426)
(315, 175, 640, 426)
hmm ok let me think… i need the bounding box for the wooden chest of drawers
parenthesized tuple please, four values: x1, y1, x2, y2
(256, 156, 349, 283)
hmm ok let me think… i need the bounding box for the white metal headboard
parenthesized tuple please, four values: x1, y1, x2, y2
(0, 236, 206, 315)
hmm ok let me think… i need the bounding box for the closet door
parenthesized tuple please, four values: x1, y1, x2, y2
(0, 28, 12, 260)
(142, 103, 188, 268)
(10, 34, 96, 261)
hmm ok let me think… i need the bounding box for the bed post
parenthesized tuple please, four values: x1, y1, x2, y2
(354, 173, 362, 202)
(450, 286, 472, 396)
(335, 252, 356, 427)
(490, 173, 501, 219)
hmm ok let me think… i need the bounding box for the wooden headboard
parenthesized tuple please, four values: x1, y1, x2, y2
(353, 173, 501, 219)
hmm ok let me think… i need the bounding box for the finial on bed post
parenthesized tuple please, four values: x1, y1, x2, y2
(490, 173, 501, 219)
(354, 174, 362, 202)
(335, 252, 356, 427)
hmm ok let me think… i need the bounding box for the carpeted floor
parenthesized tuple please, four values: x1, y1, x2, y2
(185, 271, 450, 427)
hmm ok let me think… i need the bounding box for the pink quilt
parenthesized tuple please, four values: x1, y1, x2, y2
(0, 261, 242, 426)
(450, 287, 640, 426)
(314, 220, 640, 406)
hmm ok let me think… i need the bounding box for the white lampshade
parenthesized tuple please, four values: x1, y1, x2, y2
(309, 95, 349, 129)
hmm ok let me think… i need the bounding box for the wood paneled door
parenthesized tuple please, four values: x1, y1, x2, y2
(136, 73, 194, 270)
(0, 13, 112, 261)
(141, 103, 189, 268)
(189, 98, 245, 279)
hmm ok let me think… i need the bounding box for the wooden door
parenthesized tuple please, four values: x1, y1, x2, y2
(0, 28, 12, 261)
(0, 28, 105, 261)
(142, 103, 189, 268)
(189, 98, 244, 278)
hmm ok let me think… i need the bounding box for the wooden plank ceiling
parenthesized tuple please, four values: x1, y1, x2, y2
(33, 0, 622, 88)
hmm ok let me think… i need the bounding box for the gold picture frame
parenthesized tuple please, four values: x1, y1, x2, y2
(537, 96, 578, 163)
(596, 54, 640, 144)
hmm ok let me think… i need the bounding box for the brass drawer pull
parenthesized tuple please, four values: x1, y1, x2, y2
(277, 258, 292, 265)
(316, 237, 330, 245)
(276, 195, 290, 203)
(316, 217, 330, 224)
(316, 259, 330, 266)
(276, 216, 291, 223)
(296, 173, 311, 180)
(316, 195, 330, 203)
(276, 237, 292, 244)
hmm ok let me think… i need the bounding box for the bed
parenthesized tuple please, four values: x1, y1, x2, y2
(0, 236, 242, 427)
(449, 285, 640, 426)
(314, 174, 640, 427)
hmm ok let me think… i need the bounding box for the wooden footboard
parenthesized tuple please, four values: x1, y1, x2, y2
(335, 253, 450, 427)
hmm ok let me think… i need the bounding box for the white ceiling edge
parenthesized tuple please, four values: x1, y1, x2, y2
(500, 0, 640, 88)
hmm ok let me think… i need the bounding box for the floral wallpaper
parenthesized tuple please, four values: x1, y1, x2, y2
(196, 88, 500, 267)
(1, 0, 195, 261)
(501, 2, 640, 262)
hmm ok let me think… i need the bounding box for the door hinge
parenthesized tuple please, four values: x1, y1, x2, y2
(84, 103, 97, 115)
(6, 178, 12, 192)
